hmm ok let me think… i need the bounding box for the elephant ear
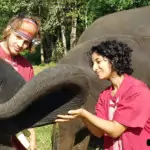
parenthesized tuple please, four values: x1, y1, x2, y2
(0, 63, 90, 135)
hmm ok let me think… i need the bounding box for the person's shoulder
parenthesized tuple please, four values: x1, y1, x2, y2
(127, 74, 148, 88)
(16, 55, 33, 68)
(99, 86, 112, 98)
(125, 74, 150, 95)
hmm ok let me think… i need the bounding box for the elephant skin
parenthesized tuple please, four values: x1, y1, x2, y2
(0, 60, 90, 149)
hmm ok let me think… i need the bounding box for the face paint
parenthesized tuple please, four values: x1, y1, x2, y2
(15, 18, 38, 41)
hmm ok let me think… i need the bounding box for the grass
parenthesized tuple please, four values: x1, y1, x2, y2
(33, 62, 56, 74)
(35, 125, 52, 150)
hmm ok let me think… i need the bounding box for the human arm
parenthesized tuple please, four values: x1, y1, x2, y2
(81, 109, 127, 138)
(81, 115, 104, 138)
(80, 84, 150, 138)
(56, 88, 126, 138)
(56, 108, 127, 138)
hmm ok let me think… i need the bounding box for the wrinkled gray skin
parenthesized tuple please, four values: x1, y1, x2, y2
(0, 63, 90, 150)
(52, 6, 150, 150)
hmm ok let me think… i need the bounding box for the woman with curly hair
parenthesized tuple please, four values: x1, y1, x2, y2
(55, 40, 150, 150)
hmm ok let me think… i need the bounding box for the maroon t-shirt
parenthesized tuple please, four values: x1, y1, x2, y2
(95, 74, 150, 150)
(0, 44, 34, 81)
(0, 44, 34, 149)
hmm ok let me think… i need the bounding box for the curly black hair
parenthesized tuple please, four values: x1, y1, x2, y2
(90, 40, 133, 75)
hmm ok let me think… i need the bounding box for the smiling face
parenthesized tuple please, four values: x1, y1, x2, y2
(92, 52, 113, 80)
(6, 31, 30, 55)
(3, 18, 38, 56)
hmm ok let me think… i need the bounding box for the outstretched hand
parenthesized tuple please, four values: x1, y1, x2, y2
(55, 108, 84, 122)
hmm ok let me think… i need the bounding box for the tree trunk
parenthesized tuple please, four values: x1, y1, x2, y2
(85, 8, 88, 29)
(70, 17, 77, 49)
(61, 25, 67, 55)
(40, 40, 44, 64)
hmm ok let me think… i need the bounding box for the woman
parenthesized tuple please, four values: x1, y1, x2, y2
(55, 40, 150, 150)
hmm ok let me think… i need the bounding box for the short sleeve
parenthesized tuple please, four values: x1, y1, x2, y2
(95, 92, 107, 120)
(113, 85, 150, 128)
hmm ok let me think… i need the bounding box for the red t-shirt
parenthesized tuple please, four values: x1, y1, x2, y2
(0, 44, 34, 81)
(0, 44, 34, 149)
(95, 74, 150, 150)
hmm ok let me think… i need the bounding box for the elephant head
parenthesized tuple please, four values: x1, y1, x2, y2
(53, 6, 150, 150)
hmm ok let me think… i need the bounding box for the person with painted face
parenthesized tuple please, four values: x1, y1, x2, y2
(55, 40, 150, 150)
(0, 14, 40, 150)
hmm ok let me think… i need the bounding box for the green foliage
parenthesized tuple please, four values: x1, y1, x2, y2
(0, 0, 149, 65)
(0, 0, 13, 32)
(87, 0, 150, 21)
(21, 46, 41, 65)
(35, 125, 52, 150)
(51, 39, 64, 62)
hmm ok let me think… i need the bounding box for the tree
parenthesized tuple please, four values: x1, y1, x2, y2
(0, 0, 149, 63)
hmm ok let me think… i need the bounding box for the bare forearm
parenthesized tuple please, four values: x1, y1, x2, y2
(56, 108, 126, 138)
(82, 117, 104, 138)
(81, 109, 126, 138)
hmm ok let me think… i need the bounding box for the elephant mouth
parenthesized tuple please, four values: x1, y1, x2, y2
(15, 80, 88, 130)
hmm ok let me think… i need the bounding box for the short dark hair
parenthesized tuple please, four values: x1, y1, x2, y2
(91, 40, 133, 75)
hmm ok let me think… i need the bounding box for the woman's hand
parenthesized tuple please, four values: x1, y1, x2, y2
(55, 108, 84, 122)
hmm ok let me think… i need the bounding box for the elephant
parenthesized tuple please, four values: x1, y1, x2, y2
(1, 6, 150, 150)
(0, 59, 90, 149)
(52, 6, 150, 150)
